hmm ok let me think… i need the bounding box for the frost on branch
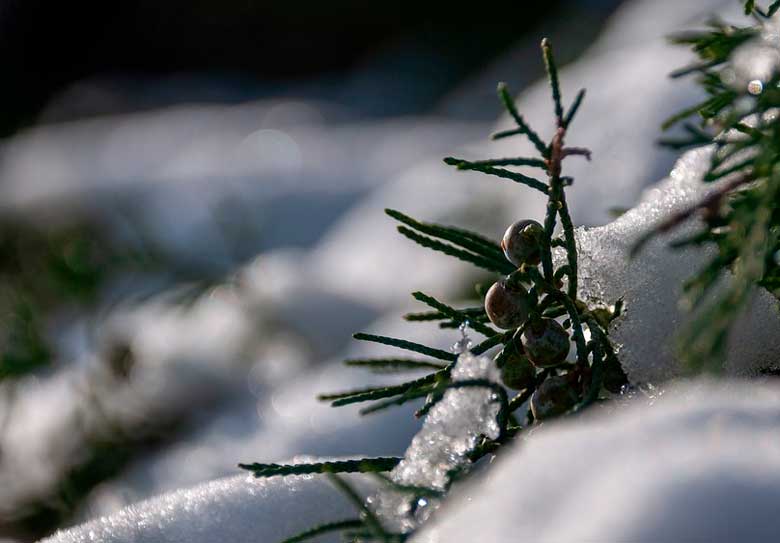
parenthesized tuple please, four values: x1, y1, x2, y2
(372, 349, 501, 534)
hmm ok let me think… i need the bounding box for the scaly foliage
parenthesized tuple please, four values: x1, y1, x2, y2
(241, 38, 628, 542)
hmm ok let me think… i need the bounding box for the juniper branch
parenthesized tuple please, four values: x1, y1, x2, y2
(662, 91, 737, 130)
(443, 158, 549, 194)
(579, 343, 605, 409)
(411, 292, 498, 337)
(470, 331, 511, 355)
(396, 226, 515, 274)
(344, 358, 446, 372)
(541, 38, 564, 125)
(279, 520, 364, 543)
(681, 174, 780, 373)
(526, 267, 588, 367)
(557, 190, 579, 298)
(658, 123, 713, 150)
(563, 88, 586, 129)
(404, 307, 486, 322)
(359, 384, 437, 415)
(446, 156, 548, 169)
(371, 473, 444, 498)
(704, 157, 754, 182)
(351, 332, 458, 361)
(495, 82, 548, 156)
(385, 209, 504, 260)
(507, 386, 536, 413)
(326, 475, 390, 542)
(239, 457, 401, 477)
(323, 371, 445, 406)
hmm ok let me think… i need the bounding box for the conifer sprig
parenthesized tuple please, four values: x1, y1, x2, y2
(279, 519, 364, 543)
(325, 475, 396, 542)
(239, 457, 401, 478)
(325, 376, 441, 407)
(385, 209, 505, 262)
(351, 333, 458, 362)
(445, 157, 548, 169)
(359, 385, 438, 415)
(403, 307, 486, 322)
(745, 0, 780, 16)
(495, 82, 548, 155)
(245, 38, 628, 543)
(541, 38, 564, 123)
(395, 226, 515, 274)
(344, 358, 446, 373)
(563, 88, 586, 129)
(442, 158, 549, 194)
(371, 473, 444, 498)
(334, 37, 626, 430)
(410, 292, 498, 337)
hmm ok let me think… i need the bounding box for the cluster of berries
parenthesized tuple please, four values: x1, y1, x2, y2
(484, 220, 577, 420)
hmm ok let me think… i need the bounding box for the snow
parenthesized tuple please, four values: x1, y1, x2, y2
(391, 349, 501, 493)
(373, 348, 501, 533)
(43, 471, 375, 543)
(413, 379, 780, 543)
(564, 141, 780, 385)
(51, 379, 780, 543)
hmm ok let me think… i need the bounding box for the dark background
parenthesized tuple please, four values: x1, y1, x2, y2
(4, 0, 627, 134)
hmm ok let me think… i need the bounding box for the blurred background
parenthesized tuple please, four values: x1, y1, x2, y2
(5, 0, 626, 132)
(0, 0, 722, 540)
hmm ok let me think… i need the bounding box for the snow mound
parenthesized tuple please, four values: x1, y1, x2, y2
(43, 470, 374, 543)
(414, 379, 780, 543)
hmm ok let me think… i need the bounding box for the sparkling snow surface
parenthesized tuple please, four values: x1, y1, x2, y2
(42, 472, 374, 543)
(414, 380, 780, 543)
